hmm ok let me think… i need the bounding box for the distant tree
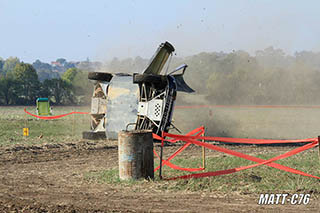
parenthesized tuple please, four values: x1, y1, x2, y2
(108, 57, 120, 71)
(61, 68, 91, 104)
(2, 47, 320, 106)
(38, 80, 51, 99)
(76, 60, 98, 71)
(61, 68, 78, 82)
(0, 76, 19, 105)
(63, 62, 76, 70)
(255, 46, 290, 70)
(3, 57, 20, 75)
(37, 70, 60, 82)
(56, 58, 66, 66)
(12, 63, 40, 104)
(132, 56, 148, 73)
(32, 59, 61, 81)
(173, 52, 225, 93)
(32, 59, 52, 71)
(43, 78, 73, 105)
(0, 57, 4, 75)
(71, 70, 92, 104)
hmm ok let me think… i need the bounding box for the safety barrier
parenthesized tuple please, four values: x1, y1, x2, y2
(153, 127, 320, 180)
(24, 107, 320, 180)
(153, 126, 205, 172)
(24, 108, 89, 120)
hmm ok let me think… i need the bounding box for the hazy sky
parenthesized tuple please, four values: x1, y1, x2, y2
(1, 0, 320, 63)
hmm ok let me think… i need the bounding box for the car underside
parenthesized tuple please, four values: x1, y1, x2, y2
(82, 41, 194, 140)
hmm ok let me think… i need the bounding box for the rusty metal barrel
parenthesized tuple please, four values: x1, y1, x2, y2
(118, 130, 154, 180)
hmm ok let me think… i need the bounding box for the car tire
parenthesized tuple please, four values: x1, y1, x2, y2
(88, 72, 113, 82)
(133, 74, 167, 88)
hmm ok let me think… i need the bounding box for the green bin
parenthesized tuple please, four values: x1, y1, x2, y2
(36, 98, 52, 116)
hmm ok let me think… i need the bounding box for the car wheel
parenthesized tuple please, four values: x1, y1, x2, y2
(88, 72, 113, 82)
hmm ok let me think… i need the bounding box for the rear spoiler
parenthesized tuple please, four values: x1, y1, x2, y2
(169, 64, 194, 93)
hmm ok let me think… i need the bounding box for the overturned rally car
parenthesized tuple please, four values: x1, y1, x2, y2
(82, 41, 194, 140)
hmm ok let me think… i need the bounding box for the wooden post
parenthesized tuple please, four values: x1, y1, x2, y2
(318, 136, 320, 164)
(24, 109, 27, 141)
(118, 130, 154, 180)
(72, 108, 75, 137)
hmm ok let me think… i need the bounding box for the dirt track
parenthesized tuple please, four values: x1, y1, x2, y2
(0, 140, 319, 212)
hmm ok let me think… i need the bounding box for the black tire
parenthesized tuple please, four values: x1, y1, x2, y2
(133, 73, 167, 85)
(88, 72, 113, 82)
(82, 131, 106, 140)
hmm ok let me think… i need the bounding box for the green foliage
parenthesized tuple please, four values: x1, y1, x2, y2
(37, 70, 60, 82)
(3, 57, 20, 75)
(179, 48, 320, 105)
(56, 58, 67, 65)
(61, 68, 92, 105)
(2, 47, 320, 106)
(61, 68, 78, 82)
(0, 62, 42, 105)
(12, 63, 40, 104)
(0, 76, 19, 104)
(32, 59, 52, 72)
(0, 57, 4, 75)
(0, 57, 89, 106)
(71, 70, 92, 104)
(42, 78, 73, 105)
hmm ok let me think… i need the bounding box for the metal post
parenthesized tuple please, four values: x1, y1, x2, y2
(72, 108, 75, 136)
(318, 136, 320, 164)
(202, 127, 206, 169)
(159, 131, 164, 179)
(24, 110, 27, 141)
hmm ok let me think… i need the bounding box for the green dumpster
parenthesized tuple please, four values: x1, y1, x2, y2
(36, 98, 52, 116)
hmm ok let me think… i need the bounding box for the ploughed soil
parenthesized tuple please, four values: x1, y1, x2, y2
(0, 140, 318, 212)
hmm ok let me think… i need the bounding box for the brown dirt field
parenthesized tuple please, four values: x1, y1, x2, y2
(0, 140, 319, 212)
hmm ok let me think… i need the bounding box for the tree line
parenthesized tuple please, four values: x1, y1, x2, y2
(0, 56, 149, 106)
(171, 47, 320, 105)
(2, 46, 320, 106)
(0, 57, 91, 105)
(97, 47, 320, 105)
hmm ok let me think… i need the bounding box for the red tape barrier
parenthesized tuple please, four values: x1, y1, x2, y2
(153, 128, 320, 180)
(153, 126, 205, 172)
(164, 132, 316, 144)
(24, 108, 89, 120)
(166, 138, 319, 180)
